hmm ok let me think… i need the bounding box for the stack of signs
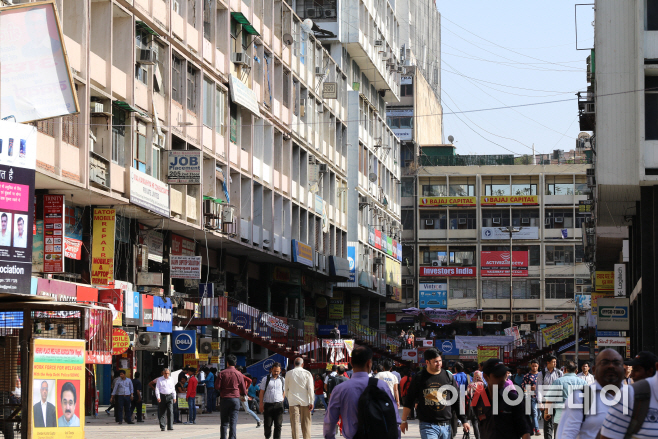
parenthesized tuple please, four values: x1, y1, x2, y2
(43, 194, 64, 272)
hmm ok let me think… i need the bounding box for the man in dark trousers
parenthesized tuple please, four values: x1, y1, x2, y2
(131, 372, 144, 422)
(401, 348, 470, 439)
(259, 362, 286, 439)
(216, 355, 247, 439)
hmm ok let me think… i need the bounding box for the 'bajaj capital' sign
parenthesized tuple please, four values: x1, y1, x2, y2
(172, 330, 196, 354)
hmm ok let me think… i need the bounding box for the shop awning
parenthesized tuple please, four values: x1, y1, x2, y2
(231, 12, 260, 36)
(113, 100, 147, 117)
(203, 196, 224, 204)
(136, 20, 160, 38)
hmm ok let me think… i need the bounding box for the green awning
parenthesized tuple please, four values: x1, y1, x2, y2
(231, 12, 260, 36)
(136, 21, 160, 38)
(113, 101, 146, 117)
(203, 196, 224, 204)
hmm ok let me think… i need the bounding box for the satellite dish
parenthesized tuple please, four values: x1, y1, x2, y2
(283, 33, 294, 46)
(301, 18, 314, 33)
(448, 135, 454, 144)
(369, 173, 378, 183)
(577, 132, 591, 139)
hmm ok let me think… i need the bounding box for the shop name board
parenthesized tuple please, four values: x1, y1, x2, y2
(481, 251, 528, 277)
(130, 167, 169, 217)
(167, 150, 201, 184)
(292, 239, 313, 267)
(419, 197, 476, 207)
(597, 336, 628, 347)
(482, 227, 539, 240)
(595, 271, 614, 291)
(419, 266, 476, 277)
(172, 330, 196, 354)
(480, 195, 539, 206)
(147, 296, 172, 333)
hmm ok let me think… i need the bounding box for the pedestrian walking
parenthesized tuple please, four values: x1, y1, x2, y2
(110, 370, 134, 425)
(622, 364, 633, 385)
(399, 370, 414, 420)
(174, 373, 187, 424)
(311, 373, 326, 414)
(536, 355, 563, 439)
(544, 360, 585, 435)
(473, 359, 532, 439)
(184, 367, 198, 425)
(131, 372, 144, 423)
(105, 371, 120, 418)
(600, 351, 658, 439)
(556, 349, 625, 439)
(375, 359, 400, 406)
(248, 375, 261, 411)
(522, 359, 541, 436)
(285, 358, 315, 439)
(216, 355, 247, 439)
(401, 347, 470, 439)
(324, 365, 338, 399)
(154, 368, 176, 431)
(576, 362, 596, 386)
(466, 370, 486, 439)
(240, 372, 262, 427)
(259, 362, 285, 439)
(625, 351, 658, 382)
(324, 345, 401, 439)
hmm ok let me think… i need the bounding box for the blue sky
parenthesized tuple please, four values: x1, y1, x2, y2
(436, 1, 594, 156)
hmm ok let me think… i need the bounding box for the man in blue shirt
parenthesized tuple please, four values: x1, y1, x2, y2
(453, 362, 471, 388)
(544, 360, 585, 435)
(110, 370, 134, 425)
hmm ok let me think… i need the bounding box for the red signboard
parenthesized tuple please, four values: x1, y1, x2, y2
(76, 285, 99, 304)
(43, 194, 64, 272)
(419, 266, 477, 277)
(64, 236, 82, 259)
(375, 230, 382, 250)
(480, 251, 528, 277)
(171, 233, 196, 256)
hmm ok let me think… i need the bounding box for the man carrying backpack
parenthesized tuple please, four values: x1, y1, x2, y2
(327, 366, 350, 400)
(323, 345, 401, 439)
(401, 348, 470, 439)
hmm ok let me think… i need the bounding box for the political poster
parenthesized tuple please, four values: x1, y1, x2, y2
(0, 121, 36, 295)
(541, 317, 574, 345)
(477, 346, 501, 365)
(170, 255, 202, 279)
(91, 209, 115, 286)
(30, 338, 85, 438)
(43, 195, 64, 272)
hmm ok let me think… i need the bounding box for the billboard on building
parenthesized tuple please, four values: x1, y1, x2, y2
(419, 283, 447, 309)
(597, 298, 630, 330)
(129, 168, 169, 217)
(0, 2, 80, 123)
(481, 227, 539, 240)
(614, 264, 626, 297)
(480, 196, 539, 206)
(419, 197, 476, 207)
(167, 150, 201, 184)
(419, 266, 476, 277)
(480, 251, 528, 277)
(91, 208, 115, 286)
(595, 271, 614, 291)
(0, 121, 36, 295)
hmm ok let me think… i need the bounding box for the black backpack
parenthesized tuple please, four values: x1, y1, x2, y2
(354, 378, 399, 439)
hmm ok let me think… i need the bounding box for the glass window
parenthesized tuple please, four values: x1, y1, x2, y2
(401, 83, 413, 96)
(152, 146, 161, 180)
(187, 64, 198, 112)
(546, 183, 574, 195)
(575, 182, 591, 195)
(449, 210, 476, 229)
(187, 0, 197, 27)
(401, 179, 414, 197)
(153, 43, 166, 96)
(546, 278, 575, 299)
(112, 108, 126, 166)
(482, 279, 540, 299)
(646, 76, 658, 139)
(401, 210, 414, 231)
(172, 56, 183, 104)
(511, 184, 537, 195)
(422, 184, 447, 197)
(545, 245, 574, 265)
(529, 245, 540, 266)
(482, 209, 510, 227)
(402, 245, 414, 265)
(545, 209, 574, 228)
(449, 248, 475, 265)
(203, 0, 212, 40)
(133, 130, 147, 173)
(421, 249, 447, 265)
(484, 184, 510, 196)
(419, 211, 447, 229)
(215, 87, 225, 134)
(203, 77, 213, 127)
(449, 279, 477, 299)
(449, 184, 475, 196)
(229, 101, 239, 143)
(511, 209, 540, 227)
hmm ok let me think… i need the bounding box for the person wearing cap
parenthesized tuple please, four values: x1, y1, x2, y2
(626, 351, 658, 382)
(472, 359, 531, 439)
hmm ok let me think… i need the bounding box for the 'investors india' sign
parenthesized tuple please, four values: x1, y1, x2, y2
(91, 209, 115, 286)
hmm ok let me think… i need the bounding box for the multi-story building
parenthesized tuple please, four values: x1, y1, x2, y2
(397, 145, 593, 334)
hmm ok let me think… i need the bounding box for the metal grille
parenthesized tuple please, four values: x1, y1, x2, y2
(34, 119, 56, 138)
(62, 113, 80, 147)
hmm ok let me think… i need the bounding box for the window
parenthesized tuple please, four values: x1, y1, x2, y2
(482, 209, 510, 227)
(420, 210, 447, 230)
(203, 77, 213, 127)
(401, 179, 414, 197)
(229, 100, 239, 143)
(511, 183, 537, 195)
(449, 210, 476, 229)
(575, 182, 591, 195)
(545, 278, 574, 299)
(545, 209, 574, 228)
(402, 245, 414, 265)
(215, 87, 225, 134)
(133, 121, 147, 173)
(647, 76, 658, 139)
(152, 146, 161, 180)
(35, 119, 55, 137)
(422, 183, 447, 197)
(482, 279, 540, 299)
(545, 245, 574, 265)
(649, 1, 658, 31)
(283, 71, 290, 108)
(135, 64, 148, 85)
(575, 245, 585, 261)
(62, 113, 79, 147)
(172, 56, 183, 104)
(546, 182, 574, 195)
(421, 248, 447, 265)
(187, 0, 196, 27)
(449, 248, 475, 265)
(511, 209, 539, 227)
(187, 64, 198, 112)
(529, 245, 541, 266)
(203, 0, 212, 40)
(449, 183, 475, 196)
(484, 184, 510, 196)
(401, 209, 414, 231)
(153, 43, 166, 95)
(450, 279, 477, 299)
(111, 108, 126, 166)
(401, 83, 413, 96)
(173, 0, 181, 15)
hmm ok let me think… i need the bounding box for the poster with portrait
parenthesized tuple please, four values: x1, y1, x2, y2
(30, 338, 85, 439)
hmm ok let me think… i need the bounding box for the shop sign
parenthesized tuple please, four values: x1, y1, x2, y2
(375, 230, 382, 249)
(43, 194, 65, 272)
(91, 208, 115, 286)
(292, 239, 313, 267)
(318, 325, 347, 337)
(147, 296, 172, 333)
(477, 346, 500, 364)
(139, 294, 154, 327)
(328, 291, 344, 319)
(419, 283, 447, 309)
(597, 298, 630, 330)
(170, 255, 202, 279)
(347, 244, 357, 282)
(401, 349, 417, 361)
(541, 317, 574, 345)
(614, 264, 626, 297)
(167, 150, 201, 184)
(435, 340, 459, 356)
(172, 330, 197, 354)
(420, 266, 476, 277)
(272, 266, 291, 283)
(30, 339, 85, 436)
(595, 271, 614, 291)
(329, 256, 350, 278)
(597, 336, 628, 347)
(124, 290, 140, 325)
(99, 289, 123, 326)
(129, 167, 169, 217)
(481, 227, 539, 240)
(480, 251, 528, 277)
(171, 233, 196, 256)
(419, 197, 476, 207)
(112, 328, 130, 355)
(139, 227, 164, 262)
(76, 286, 98, 304)
(480, 195, 539, 206)
(137, 272, 163, 286)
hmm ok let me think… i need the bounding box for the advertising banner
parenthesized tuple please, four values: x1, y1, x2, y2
(30, 338, 85, 438)
(146, 296, 172, 333)
(401, 349, 418, 362)
(419, 266, 476, 277)
(614, 264, 626, 297)
(171, 233, 196, 256)
(123, 290, 140, 326)
(595, 271, 614, 291)
(347, 244, 357, 282)
(139, 294, 154, 327)
(172, 330, 197, 354)
(435, 339, 459, 356)
(419, 197, 476, 207)
(541, 317, 574, 345)
(480, 251, 528, 277)
(64, 205, 83, 260)
(477, 346, 501, 364)
(375, 230, 382, 249)
(260, 313, 289, 332)
(419, 283, 447, 309)
(481, 227, 539, 240)
(112, 328, 130, 355)
(0, 3, 79, 123)
(329, 291, 344, 319)
(91, 208, 115, 286)
(597, 298, 630, 330)
(504, 326, 521, 340)
(129, 167, 169, 217)
(245, 354, 288, 382)
(170, 255, 202, 279)
(167, 150, 201, 184)
(480, 195, 539, 206)
(291, 240, 313, 267)
(43, 195, 64, 272)
(139, 227, 164, 262)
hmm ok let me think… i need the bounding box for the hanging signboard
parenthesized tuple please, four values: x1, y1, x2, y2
(477, 346, 500, 364)
(170, 255, 202, 279)
(91, 208, 115, 286)
(541, 317, 574, 345)
(480, 251, 528, 277)
(595, 271, 614, 291)
(614, 264, 626, 297)
(167, 150, 201, 184)
(43, 195, 64, 273)
(129, 167, 169, 217)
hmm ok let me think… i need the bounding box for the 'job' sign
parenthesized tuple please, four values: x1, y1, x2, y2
(168, 150, 201, 184)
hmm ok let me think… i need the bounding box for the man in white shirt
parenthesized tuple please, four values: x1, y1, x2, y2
(284, 358, 314, 439)
(537, 354, 563, 439)
(13, 216, 26, 248)
(374, 359, 399, 407)
(577, 362, 596, 386)
(0, 213, 10, 246)
(154, 369, 176, 431)
(556, 349, 625, 439)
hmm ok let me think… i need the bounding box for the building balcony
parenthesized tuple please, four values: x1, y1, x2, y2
(418, 229, 447, 240)
(448, 229, 478, 240)
(577, 91, 595, 131)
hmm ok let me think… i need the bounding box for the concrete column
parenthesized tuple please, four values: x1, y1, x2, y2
(640, 187, 656, 352)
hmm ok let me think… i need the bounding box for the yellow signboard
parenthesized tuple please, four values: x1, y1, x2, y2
(477, 346, 500, 364)
(480, 195, 539, 206)
(329, 291, 344, 319)
(419, 196, 476, 207)
(595, 271, 614, 291)
(31, 339, 86, 438)
(91, 208, 116, 286)
(541, 317, 574, 345)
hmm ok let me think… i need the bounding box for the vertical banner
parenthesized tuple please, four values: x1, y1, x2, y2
(328, 291, 344, 319)
(0, 121, 36, 295)
(32, 219, 44, 272)
(30, 338, 85, 438)
(614, 264, 626, 297)
(91, 209, 116, 286)
(64, 205, 83, 260)
(351, 295, 360, 321)
(43, 195, 64, 272)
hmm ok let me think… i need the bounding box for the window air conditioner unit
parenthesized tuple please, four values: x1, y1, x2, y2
(199, 338, 213, 354)
(513, 314, 523, 323)
(496, 314, 508, 322)
(307, 8, 320, 18)
(319, 164, 328, 173)
(91, 102, 104, 113)
(431, 260, 441, 267)
(425, 219, 434, 226)
(492, 217, 501, 224)
(374, 257, 384, 265)
(397, 66, 404, 73)
(374, 40, 384, 47)
(404, 279, 414, 285)
(231, 52, 250, 66)
(139, 48, 156, 65)
(324, 8, 337, 18)
(221, 207, 234, 224)
(484, 314, 495, 322)
(458, 218, 467, 225)
(315, 67, 325, 75)
(229, 339, 249, 353)
(526, 314, 536, 322)
(135, 332, 161, 350)
(555, 217, 564, 223)
(521, 218, 530, 224)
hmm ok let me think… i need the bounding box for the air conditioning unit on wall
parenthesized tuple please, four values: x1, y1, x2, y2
(230, 339, 249, 354)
